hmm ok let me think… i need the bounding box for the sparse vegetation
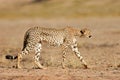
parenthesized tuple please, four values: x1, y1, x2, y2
(0, 0, 120, 19)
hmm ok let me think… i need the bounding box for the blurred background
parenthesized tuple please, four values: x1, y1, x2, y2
(0, 0, 120, 19)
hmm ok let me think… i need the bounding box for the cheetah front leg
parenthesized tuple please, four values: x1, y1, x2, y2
(71, 43, 88, 69)
(34, 43, 46, 69)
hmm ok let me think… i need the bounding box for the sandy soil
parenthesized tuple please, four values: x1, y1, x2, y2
(0, 18, 120, 80)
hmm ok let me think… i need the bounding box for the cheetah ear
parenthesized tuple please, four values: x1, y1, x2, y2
(80, 30, 84, 34)
(80, 28, 87, 34)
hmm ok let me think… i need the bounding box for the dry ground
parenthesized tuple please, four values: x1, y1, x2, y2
(0, 18, 120, 80)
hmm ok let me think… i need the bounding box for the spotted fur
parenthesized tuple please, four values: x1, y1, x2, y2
(18, 26, 92, 69)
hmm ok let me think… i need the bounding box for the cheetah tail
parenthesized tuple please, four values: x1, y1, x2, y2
(5, 55, 18, 60)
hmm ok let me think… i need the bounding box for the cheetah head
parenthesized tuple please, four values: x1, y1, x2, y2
(80, 28, 92, 38)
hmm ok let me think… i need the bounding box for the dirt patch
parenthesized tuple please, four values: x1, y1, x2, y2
(0, 18, 120, 80)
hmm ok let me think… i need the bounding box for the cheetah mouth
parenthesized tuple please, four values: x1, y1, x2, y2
(80, 35, 92, 38)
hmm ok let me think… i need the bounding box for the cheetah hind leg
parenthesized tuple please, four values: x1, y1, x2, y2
(34, 43, 46, 69)
(62, 51, 66, 69)
(17, 53, 22, 69)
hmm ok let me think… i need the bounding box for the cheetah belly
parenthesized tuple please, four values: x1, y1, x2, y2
(53, 37, 64, 46)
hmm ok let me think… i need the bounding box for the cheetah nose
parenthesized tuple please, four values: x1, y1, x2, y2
(89, 35, 92, 38)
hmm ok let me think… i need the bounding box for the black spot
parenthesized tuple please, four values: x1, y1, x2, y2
(73, 46, 77, 48)
(40, 32, 51, 36)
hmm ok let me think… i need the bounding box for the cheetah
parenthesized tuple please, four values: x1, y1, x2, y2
(17, 26, 92, 69)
